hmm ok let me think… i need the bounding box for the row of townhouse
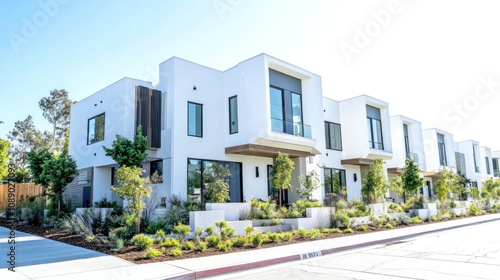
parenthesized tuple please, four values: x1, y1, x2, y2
(66, 54, 500, 208)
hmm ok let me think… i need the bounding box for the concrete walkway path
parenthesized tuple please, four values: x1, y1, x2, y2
(1, 213, 499, 279)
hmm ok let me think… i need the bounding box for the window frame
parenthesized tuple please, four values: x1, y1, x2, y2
(367, 117, 384, 150)
(87, 113, 105, 145)
(324, 168, 347, 196)
(229, 95, 238, 134)
(187, 102, 203, 137)
(324, 121, 342, 151)
(485, 157, 491, 175)
(437, 133, 447, 166)
(150, 160, 163, 183)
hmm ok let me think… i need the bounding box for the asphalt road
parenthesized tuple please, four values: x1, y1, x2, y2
(204, 220, 500, 280)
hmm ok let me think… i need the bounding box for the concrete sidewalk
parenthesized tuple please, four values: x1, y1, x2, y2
(1, 213, 499, 280)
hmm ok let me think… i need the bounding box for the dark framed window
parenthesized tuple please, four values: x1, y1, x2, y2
(229, 96, 238, 134)
(188, 102, 203, 137)
(150, 160, 163, 183)
(135, 85, 161, 148)
(485, 157, 491, 174)
(325, 121, 342, 150)
(324, 168, 346, 195)
(187, 158, 242, 203)
(493, 158, 499, 177)
(472, 145, 479, 172)
(366, 105, 383, 150)
(87, 113, 105, 145)
(437, 133, 447, 166)
(403, 124, 410, 154)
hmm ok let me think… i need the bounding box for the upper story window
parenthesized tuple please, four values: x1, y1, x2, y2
(485, 157, 491, 174)
(403, 124, 410, 154)
(269, 69, 310, 138)
(366, 105, 383, 150)
(87, 113, 105, 145)
(325, 121, 342, 150)
(188, 102, 203, 137)
(437, 133, 447, 166)
(472, 145, 479, 172)
(493, 158, 499, 177)
(229, 96, 238, 134)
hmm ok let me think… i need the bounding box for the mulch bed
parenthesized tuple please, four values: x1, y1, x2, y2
(0, 214, 478, 264)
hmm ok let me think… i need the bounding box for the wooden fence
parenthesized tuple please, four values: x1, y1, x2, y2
(0, 183, 44, 209)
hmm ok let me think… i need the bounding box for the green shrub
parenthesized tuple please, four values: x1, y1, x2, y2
(196, 242, 207, 252)
(251, 232, 264, 247)
(161, 238, 181, 248)
(205, 226, 215, 236)
(145, 220, 167, 234)
(206, 235, 222, 247)
(155, 229, 166, 243)
(181, 241, 195, 250)
(331, 211, 350, 228)
(388, 203, 405, 213)
(173, 223, 191, 240)
(244, 226, 254, 237)
(411, 216, 422, 224)
(217, 240, 233, 252)
(266, 232, 281, 243)
(467, 204, 483, 216)
(386, 223, 394, 229)
(324, 228, 342, 234)
(131, 234, 154, 250)
(144, 248, 163, 259)
(280, 232, 293, 242)
(307, 228, 323, 239)
(170, 248, 183, 257)
(231, 236, 248, 247)
(271, 218, 281, 226)
(356, 225, 367, 232)
(297, 228, 308, 238)
(343, 228, 353, 233)
(221, 226, 236, 239)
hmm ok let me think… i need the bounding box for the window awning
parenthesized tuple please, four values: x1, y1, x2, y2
(225, 144, 319, 158)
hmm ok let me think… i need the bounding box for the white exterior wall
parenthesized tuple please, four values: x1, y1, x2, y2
(70, 78, 153, 169)
(339, 95, 393, 160)
(422, 128, 456, 173)
(457, 140, 482, 189)
(387, 115, 426, 171)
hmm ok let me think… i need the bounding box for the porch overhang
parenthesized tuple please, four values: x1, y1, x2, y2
(341, 158, 373, 166)
(387, 167, 405, 174)
(225, 144, 319, 158)
(423, 171, 442, 178)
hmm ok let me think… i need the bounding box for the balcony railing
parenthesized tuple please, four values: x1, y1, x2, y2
(406, 152, 418, 164)
(271, 118, 312, 138)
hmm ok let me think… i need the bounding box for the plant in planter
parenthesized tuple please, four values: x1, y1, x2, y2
(362, 158, 388, 204)
(297, 169, 321, 201)
(269, 152, 294, 207)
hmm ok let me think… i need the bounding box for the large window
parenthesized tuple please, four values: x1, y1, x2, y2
(366, 105, 383, 150)
(229, 96, 238, 134)
(403, 124, 410, 154)
(437, 133, 447, 166)
(485, 157, 491, 174)
(472, 145, 479, 172)
(87, 113, 105, 145)
(325, 121, 342, 150)
(269, 69, 308, 138)
(188, 102, 203, 137)
(150, 160, 163, 183)
(187, 158, 242, 203)
(493, 158, 499, 177)
(136, 85, 162, 148)
(324, 168, 346, 196)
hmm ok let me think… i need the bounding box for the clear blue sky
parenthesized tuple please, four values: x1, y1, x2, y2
(1, 0, 500, 150)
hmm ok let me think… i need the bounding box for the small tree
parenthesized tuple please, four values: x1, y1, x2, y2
(270, 152, 294, 207)
(388, 175, 404, 201)
(204, 162, 231, 203)
(27, 148, 54, 195)
(103, 126, 148, 167)
(0, 139, 9, 180)
(297, 169, 321, 201)
(40, 154, 78, 211)
(435, 168, 460, 205)
(362, 158, 387, 203)
(401, 158, 424, 208)
(113, 166, 152, 234)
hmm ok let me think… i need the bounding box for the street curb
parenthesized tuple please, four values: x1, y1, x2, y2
(168, 215, 500, 279)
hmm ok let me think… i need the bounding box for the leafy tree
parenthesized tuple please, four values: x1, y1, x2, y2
(481, 177, 500, 204)
(102, 126, 148, 167)
(40, 154, 78, 211)
(401, 158, 424, 208)
(14, 167, 30, 183)
(204, 162, 231, 203)
(113, 166, 152, 233)
(269, 152, 294, 206)
(27, 149, 54, 194)
(297, 169, 321, 201)
(0, 139, 9, 180)
(362, 158, 387, 203)
(7, 115, 51, 168)
(388, 175, 404, 201)
(39, 89, 72, 152)
(435, 168, 460, 204)
(62, 128, 70, 155)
